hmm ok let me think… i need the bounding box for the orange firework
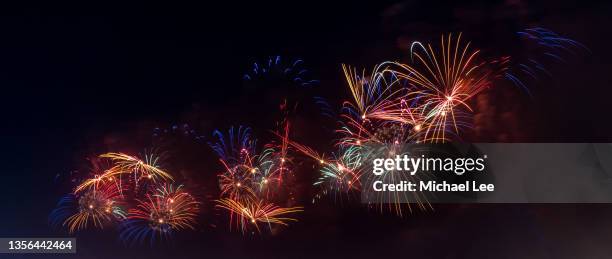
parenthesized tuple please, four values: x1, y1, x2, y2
(215, 198, 302, 234)
(101, 152, 173, 181)
(74, 152, 172, 193)
(401, 33, 508, 142)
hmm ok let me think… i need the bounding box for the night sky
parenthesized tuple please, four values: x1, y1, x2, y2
(2, 1, 612, 258)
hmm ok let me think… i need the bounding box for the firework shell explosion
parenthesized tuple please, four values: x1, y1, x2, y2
(119, 184, 200, 246)
(50, 176, 127, 234)
(209, 124, 303, 234)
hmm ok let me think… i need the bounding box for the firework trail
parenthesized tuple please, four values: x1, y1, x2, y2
(510, 27, 588, 91)
(517, 27, 588, 64)
(243, 56, 319, 87)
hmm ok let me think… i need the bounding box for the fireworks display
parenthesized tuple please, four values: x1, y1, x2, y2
(51, 151, 199, 245)
(49, 28, 586, 243)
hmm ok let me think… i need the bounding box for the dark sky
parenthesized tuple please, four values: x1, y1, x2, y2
(2, 0, 612, 258)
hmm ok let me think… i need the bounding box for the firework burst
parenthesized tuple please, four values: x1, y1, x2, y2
(210, 124, 302, 233)
(50, 178, 126, 233)
(120, 184, 199, 246)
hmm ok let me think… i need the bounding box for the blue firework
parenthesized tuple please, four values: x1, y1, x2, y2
(243, 56, 319, 87)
